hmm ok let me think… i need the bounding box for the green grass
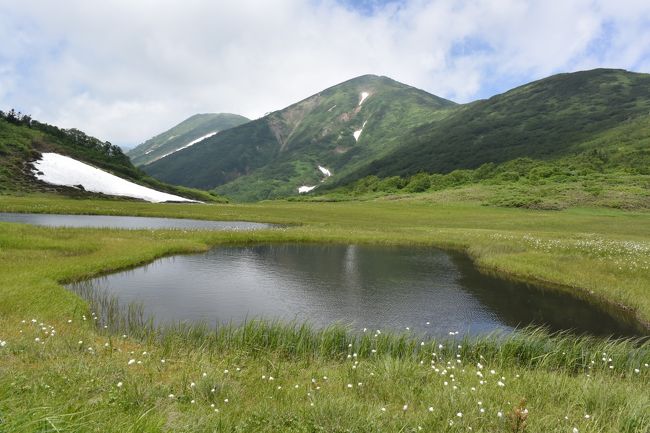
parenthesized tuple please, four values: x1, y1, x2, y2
(0, 195, 649, 432)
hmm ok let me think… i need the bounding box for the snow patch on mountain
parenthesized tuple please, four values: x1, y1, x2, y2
(318, 165, 332, 177)
(353, 121, 368, 142)
(298, 185, 317, 194)
(33, 153, 198, 203)
(154, 131, 219, 161)
(359, 92, 370, 106)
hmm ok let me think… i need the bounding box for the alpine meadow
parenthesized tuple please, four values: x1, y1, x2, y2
(1, 2, 650, 432)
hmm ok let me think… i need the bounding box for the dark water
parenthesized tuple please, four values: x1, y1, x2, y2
(0, 212, 272, 230)
(69, 244, 644, 338)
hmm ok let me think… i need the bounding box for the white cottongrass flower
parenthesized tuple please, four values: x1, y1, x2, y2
(573, 428, 579, 433)
(168, 394, 175, 398)
(116, 382, 123, 388)
(0, 340, 6, 347)
(456, 412, 463, 418)
(428, 406, 434, 412)
(190, 382, 196, 388)
(127, 359, 136, 365)
(403, 404, 408, 411)
(497, 381, 505, 387)
(497, 411, 503, 418)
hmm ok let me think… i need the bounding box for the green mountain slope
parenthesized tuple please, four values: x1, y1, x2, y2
(144, 75, 456, 201)
(127, 113, 249, 167)
(0, 111, 224, 202)
(340, 69, 650, 184)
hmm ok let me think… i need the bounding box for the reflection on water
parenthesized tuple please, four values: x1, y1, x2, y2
(69, 244, 643, 338)
(0, 212, 272, 230)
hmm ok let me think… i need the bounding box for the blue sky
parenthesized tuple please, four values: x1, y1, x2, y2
(1, 0, 649, 147)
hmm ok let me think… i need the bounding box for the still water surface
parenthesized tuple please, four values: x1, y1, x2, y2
(71, 244, 642, 338)
(0, 212, 272, 230)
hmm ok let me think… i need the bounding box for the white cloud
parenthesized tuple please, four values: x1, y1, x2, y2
(1, 0, 649, 147)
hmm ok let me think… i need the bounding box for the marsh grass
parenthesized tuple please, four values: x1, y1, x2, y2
(1, 195, 650, 431)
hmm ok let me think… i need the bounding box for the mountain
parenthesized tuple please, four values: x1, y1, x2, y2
(143, 75, 456, 201)
(127, 113, 250, 167)
(0, 111, 224, 202)
(336, 69, 650, 184)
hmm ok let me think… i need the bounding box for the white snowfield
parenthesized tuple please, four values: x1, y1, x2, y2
(359, 92, 370, 106)
(154, 131, 219, 162)
(353, 120, 368, 142)
(33, 153, 198, 203)
(318, 165, 332, 177)
(298, 185, 317, 194)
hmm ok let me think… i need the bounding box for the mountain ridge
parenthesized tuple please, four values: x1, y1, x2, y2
(127, 113, 249, 167)
(144, 74, 457, 200)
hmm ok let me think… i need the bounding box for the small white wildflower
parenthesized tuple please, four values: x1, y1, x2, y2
(428, 406, 434, 412)
(403, 404, 408, 411)
(190, 399, 195, 404)
(456, 412, 463, 418)
(202, 372, 207, 378)
(190, 382, 196, 388)
(497, 411, 503, 418)
(497, 381, 505, 387)
(224, 398, 228, 403)
(347, 384, 353, 388)
(381, 407, 386, 412)
(168, 394, 175, 398)
(116, 382, 123, 388)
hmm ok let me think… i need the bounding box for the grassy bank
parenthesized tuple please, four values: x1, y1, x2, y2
(0, 194, 649, 431)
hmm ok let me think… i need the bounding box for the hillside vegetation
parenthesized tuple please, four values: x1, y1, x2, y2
(127, 113, 249, 167)
(144, 75, 456, 201)
(343, 69, 650, 182)
(0, 111, 226, 202)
